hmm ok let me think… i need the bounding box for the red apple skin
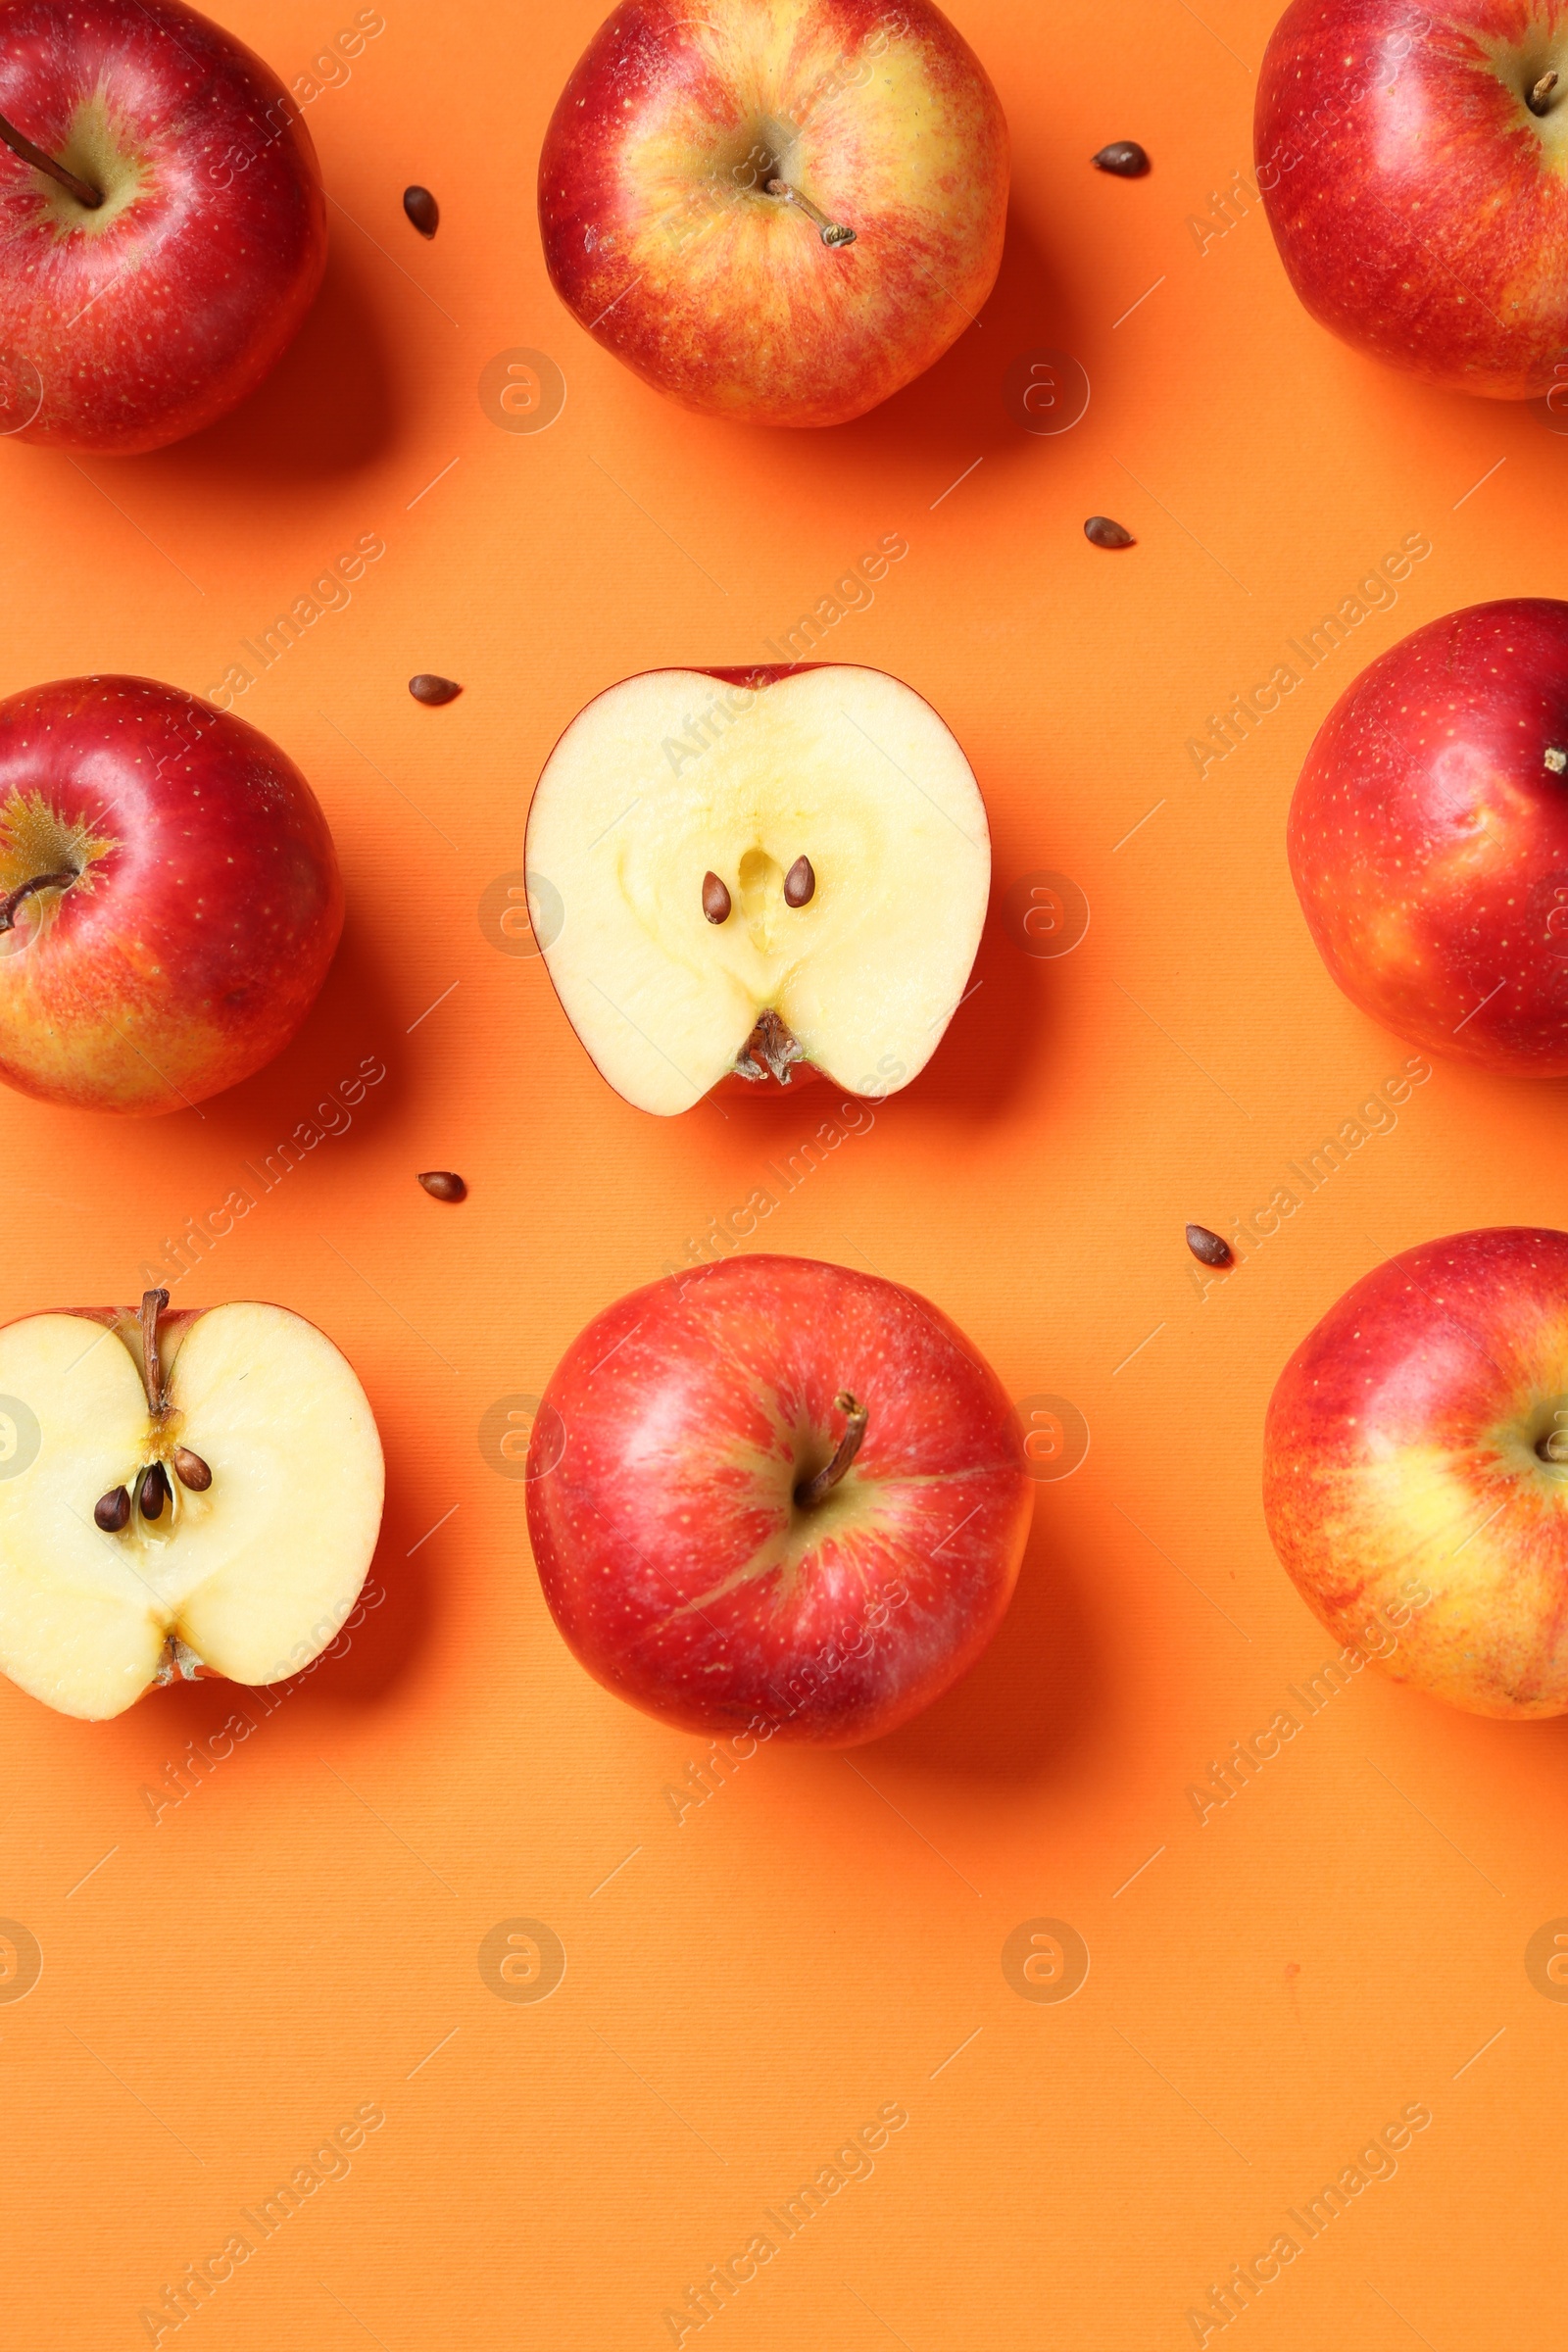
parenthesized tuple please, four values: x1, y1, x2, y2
(1255, 0, 1568, 399)
(538, 0, 1008, 428)
(526, 1254, 1033, 1744)
(0, 676, 343, 1114)
(0, 0, 327, 454)
(1288, 600, 1568, 1073)
(1264, 1228, 1568, 1719)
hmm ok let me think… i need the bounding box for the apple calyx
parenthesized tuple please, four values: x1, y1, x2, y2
(92, 1289, 213, 1538)
(734, 1007, 805, 1085)
(0, 109, 102, 209)
(1529, 69, 1559, 116)
(764, 179, 856, 248)
(0, 866, 77, 932)
(795, 1392, 869, 1508)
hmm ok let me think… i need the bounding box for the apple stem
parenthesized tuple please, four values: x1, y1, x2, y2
(796, 1392, 868, 1507)
(0, 868, 77, 933)
(1530, 69, 1559, 114)
(0, 111, 102, 208)
(139, 1287, 170, 1414)
(765, 179, 856, 247)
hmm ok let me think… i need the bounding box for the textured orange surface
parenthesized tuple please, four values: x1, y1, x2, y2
(5, 1, 1567, 2345)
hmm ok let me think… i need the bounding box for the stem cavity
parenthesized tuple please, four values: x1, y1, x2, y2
(0, 110, 102, 207)
(796, 1393, 869, 1507)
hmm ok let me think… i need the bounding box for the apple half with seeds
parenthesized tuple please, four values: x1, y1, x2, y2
(0, 1287, 383, 1719)
(524, 664, 991, 1114)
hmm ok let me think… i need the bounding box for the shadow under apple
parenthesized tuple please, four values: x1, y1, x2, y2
(863, 1506, 1106, 1788)
(134, 234, 398, 493)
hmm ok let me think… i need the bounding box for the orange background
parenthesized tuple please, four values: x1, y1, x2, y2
(5, 0, 1566, 2344)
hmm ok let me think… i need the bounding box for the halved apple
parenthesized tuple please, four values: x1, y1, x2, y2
(0, 1289, 384, 1720)
(524, 664, 991, 1115)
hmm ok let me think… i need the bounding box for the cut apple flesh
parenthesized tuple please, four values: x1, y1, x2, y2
(0, 1301, 384, 1720)
(525, 665, 991, 1115)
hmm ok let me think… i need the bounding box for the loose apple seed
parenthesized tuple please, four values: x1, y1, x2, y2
(417, 1170, 467, 1202)
(172, 1446, 212, 1491)
(410, 674, 463, 705)
(1085, 515, 1135, 549)
(1186, 1223, 1235, 1267)
(764, 178, 856, 247)
(94, 1487, 130, 1534)
(1092, 141, 1151, 176)
(702, 871, 732, 924)
(403, 184, 439, 236)
(783, 856, 815, 907)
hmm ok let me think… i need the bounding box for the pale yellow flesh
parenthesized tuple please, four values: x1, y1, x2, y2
(525, 667, 991, 1114)
(0, 1304, 384, 1720)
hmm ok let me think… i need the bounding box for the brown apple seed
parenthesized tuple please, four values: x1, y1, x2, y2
(418, 1170, 468, 1202)
(783, 856, 816, 907)
(410, 674, 463, 705)
(94, 1486, 130, 1533)
(172, 1446, 213, 1492)
(1186, 1223, 1235, 1267)
(1092, 141, 1151, 176)
(404, 184, 439, 236)
(703, 872, 732, 924)
(140, 1462, 169, 1519)
(1085, 515, 1135, 549)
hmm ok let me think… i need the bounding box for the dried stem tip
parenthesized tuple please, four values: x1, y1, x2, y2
(796, 1392, 869, 1507)
(765, 178, 856, 246)
(1186, 1223, 1234, 1268)
(1530, 70, 1558, 114)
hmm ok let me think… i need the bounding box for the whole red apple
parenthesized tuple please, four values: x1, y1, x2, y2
(525, 1254, 1032, 1744)
(0, 0, 327, 453)
(537, 0, 1009, 427)
(0, 675, 343, 1113)
(1288, 599, 1568, 1072)
(1264, 1227, 1568, 1719)
(1255, 0, 1568, 398)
